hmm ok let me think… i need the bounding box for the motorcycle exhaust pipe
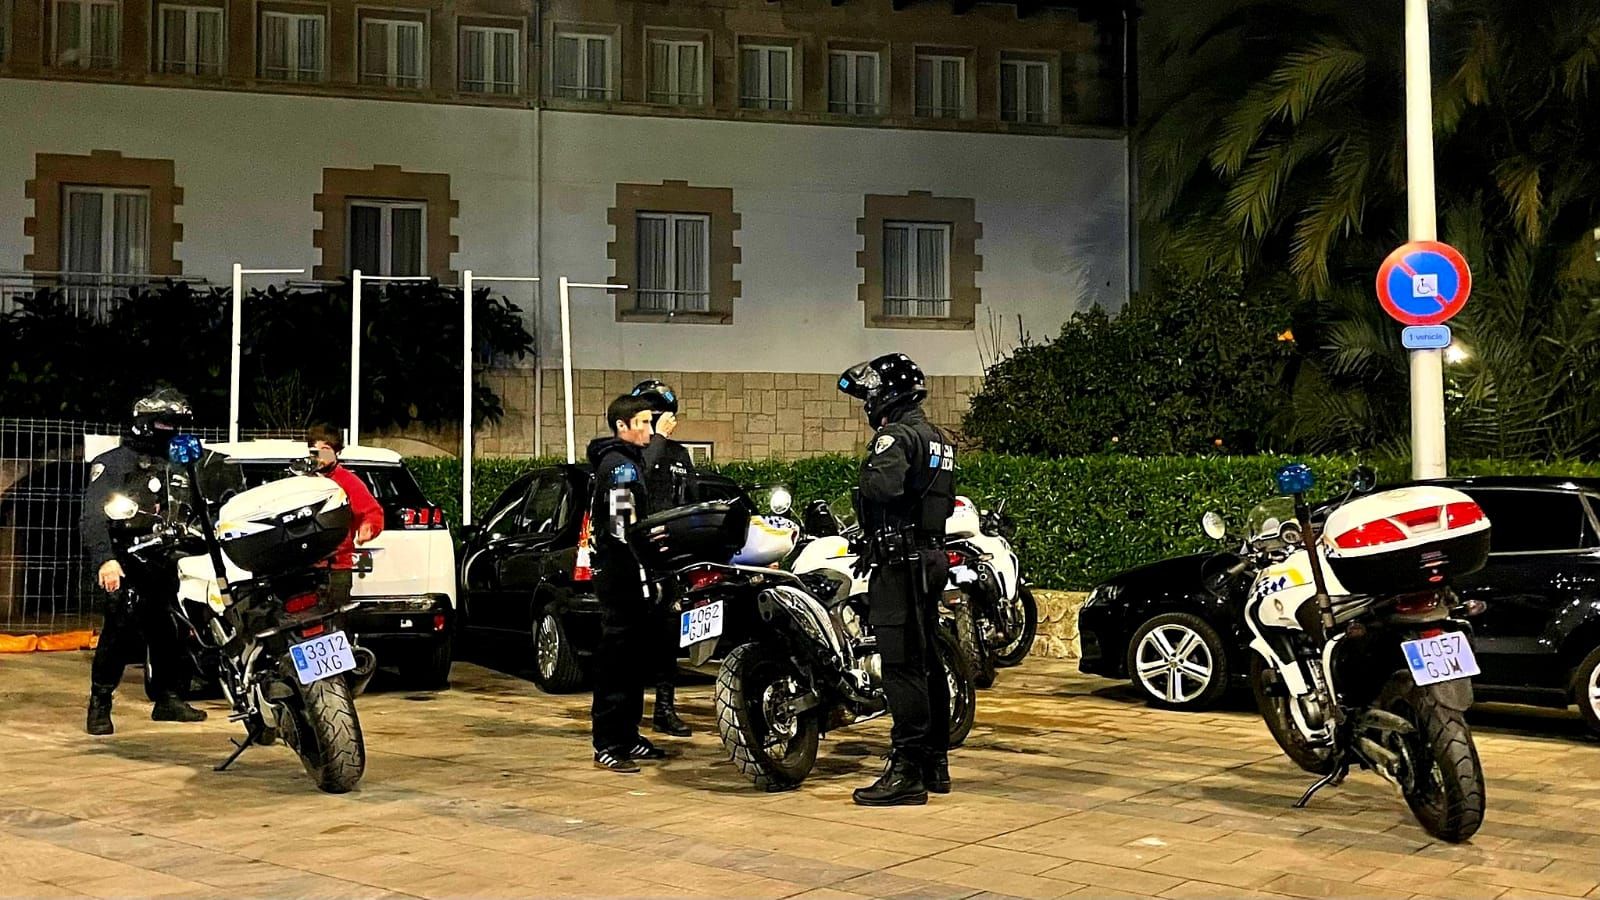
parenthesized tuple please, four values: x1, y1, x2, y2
(349, 646, 377, 697)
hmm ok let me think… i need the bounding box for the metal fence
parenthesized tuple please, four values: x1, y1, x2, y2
(0, 418, 293, 635)
(0, 271, 216, 321)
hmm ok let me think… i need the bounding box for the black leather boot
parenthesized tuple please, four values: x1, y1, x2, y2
(852, 752, 928, 807)
(86, 686, 115, 736)
(925, 753, 951, 794)
(652, 683, 692, 737)
(151, 693, 207, 723)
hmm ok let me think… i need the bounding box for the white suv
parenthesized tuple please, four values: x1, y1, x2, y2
(209, 440, 457, 688)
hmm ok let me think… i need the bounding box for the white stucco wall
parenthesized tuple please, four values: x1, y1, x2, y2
(0, 79, 539, 281)
(2, 80, 1129, 380)
(538, 109, 1129, 377)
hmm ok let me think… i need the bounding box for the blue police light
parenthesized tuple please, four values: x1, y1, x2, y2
(1275, 463, 1316, 496)
(167, 434, 204, 466)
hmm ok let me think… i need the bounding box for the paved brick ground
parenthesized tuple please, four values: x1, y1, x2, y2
(2, 651, 1599, 899)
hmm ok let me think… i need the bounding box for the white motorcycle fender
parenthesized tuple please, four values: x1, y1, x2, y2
(792, 534, 869, 596)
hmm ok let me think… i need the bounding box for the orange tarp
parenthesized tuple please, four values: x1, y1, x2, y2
(0, 630, 98, 652)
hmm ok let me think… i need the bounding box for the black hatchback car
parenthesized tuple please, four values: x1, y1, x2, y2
(1078, 476, 1600, 736)
(457, 464, 754, 692)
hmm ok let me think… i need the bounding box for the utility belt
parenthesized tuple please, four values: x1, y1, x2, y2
(865, 525, 942, 565)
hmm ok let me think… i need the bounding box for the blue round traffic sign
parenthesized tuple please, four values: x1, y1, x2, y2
(1375, 241, 1472, 326)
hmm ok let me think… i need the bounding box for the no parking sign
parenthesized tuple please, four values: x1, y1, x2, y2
(1376, 240, 1472, 327)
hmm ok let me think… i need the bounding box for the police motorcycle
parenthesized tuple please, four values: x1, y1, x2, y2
(1205, 463, 1489, 843)
(626, 489, 975, 792)
(942, 497, 1036, 683)
(800, 495, 1031, 688)
(106, 435, 374, 794)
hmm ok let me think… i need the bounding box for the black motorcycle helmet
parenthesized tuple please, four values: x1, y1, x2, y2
(126, 387, 193, 452)
(630, 379, 678, 424)
(838, 353, 927, 425)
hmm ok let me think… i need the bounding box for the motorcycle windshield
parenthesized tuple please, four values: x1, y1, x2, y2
(1246, 498, 1298, 543)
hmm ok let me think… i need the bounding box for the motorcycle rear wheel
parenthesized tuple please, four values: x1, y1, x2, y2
(1375, 673, 1485, 844)
(284, 676, 366, 794)
(715, 643, 820, 792)
(1249, 657, 1338, 776)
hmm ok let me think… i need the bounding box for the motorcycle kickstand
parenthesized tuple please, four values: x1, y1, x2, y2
(1294, 763, 1349, 809)
(215, 725, 260, 772)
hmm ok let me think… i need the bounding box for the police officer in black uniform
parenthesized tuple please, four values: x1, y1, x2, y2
(839, 353, 957, 806)
(631, 379, 696, 737)
(81, 388, 208, 735)
(586, 394, 672, 772)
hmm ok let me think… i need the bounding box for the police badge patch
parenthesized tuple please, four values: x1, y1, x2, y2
(89, 463, 104, 482)
(872, 435, 895, 454)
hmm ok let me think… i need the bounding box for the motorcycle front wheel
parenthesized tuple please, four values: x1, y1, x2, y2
(715, 643, 820, 792)
(936, 630, 977, 748)
(951, 600, 996, 689)
(1249, 657, 1337, 776)
(991, 585, 1039, 668)
(1375, 673, 1485, 843)
(284, 676, 366, 794)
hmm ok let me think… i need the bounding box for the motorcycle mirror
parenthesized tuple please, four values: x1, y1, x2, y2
(1202, 511, 1227, 541)
(104, 493, 140, 521)
(1350, 465, 1377, 494)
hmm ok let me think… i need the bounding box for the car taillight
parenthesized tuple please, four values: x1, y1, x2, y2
(433, 613, 447, 632)
(1446, 502, 1485, 528)
(1333, 519, 1407, 549)
(401, 507, 446, 529)
(285, 591, 319, 614)
(686, 568, 726, 592)
(574, 513, 593, 582)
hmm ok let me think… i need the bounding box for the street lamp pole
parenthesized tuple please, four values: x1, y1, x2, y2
(1405, 0, 1447, 479)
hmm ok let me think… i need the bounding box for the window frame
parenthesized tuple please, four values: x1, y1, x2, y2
(156, 3, 225, 75)
(458, 23, 521, 95)
(914, 52, 967, 119)
(1000, 57, 1051, 124)
(51, 0, 120, 69)
(828, 48, 883, 116)
(647, 37, 706, 106)
(258, 8, 327, 82)
(346, 198, 428, 277)
(635, 211, 712, 314)
(60, 184, 152, 276)
(358, 13, 426, 89)
(738, 42, 794, 111)
(517, 474, 569, 536)
(882, 220, 952, 319)
(549, 28, 613, 100)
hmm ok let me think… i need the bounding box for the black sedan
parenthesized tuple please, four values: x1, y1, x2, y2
(1079, 476, 1600, 736)
(457, 464, 754, 692)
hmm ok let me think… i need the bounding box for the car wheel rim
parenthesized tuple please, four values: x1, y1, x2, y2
(1589, 664, 1600, 718)
(537, 615, 560, 679)
(1134, 624, 1213, 704)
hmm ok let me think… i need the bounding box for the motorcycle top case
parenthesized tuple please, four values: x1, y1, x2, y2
(626, 501, 751, 575)
(730, 515, 799, 566)
(214, 476, 353, 577)
(1322, 485, 1490, 594)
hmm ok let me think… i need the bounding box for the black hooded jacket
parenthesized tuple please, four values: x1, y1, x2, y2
(586, 436, 651, 563)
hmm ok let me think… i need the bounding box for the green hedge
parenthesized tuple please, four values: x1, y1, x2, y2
(409, 454, 1600, 591)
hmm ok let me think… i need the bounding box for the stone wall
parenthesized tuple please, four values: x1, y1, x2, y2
(1029, 591, 1088, 662)
(474, 366, 980, 460)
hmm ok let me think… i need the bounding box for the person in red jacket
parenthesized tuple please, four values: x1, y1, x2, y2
(306, 424, 383, 603)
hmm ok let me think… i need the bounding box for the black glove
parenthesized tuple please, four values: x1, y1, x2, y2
(850, 541, 873, 580)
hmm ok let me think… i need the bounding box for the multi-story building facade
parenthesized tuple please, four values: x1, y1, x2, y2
(0, 0, 1136, 460)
